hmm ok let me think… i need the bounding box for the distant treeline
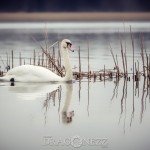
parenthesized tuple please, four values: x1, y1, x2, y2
(0, 0, 150, 12)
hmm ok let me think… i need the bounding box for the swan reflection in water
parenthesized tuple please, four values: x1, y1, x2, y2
(7, 82, 74, 124)
(61, 83, 74, 124)
(42, 82, 74, 124)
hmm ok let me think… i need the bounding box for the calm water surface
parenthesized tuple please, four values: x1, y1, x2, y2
(0, 22, 150, 150)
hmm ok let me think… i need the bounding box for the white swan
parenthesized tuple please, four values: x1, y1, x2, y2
(0, 39, 74, 82)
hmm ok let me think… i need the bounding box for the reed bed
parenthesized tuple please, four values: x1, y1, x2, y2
(0, 29, 150, 85)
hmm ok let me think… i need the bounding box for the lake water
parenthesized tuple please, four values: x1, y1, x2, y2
(0, 22, 150, 150)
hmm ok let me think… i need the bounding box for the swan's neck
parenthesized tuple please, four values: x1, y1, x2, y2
(62, 47, 73, 81)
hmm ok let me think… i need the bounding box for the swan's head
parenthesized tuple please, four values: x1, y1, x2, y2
(61, 39, 74, 52)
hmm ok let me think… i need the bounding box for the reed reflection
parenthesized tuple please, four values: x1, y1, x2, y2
(43, 85, 61, 125)
(111, 76, 150, 134)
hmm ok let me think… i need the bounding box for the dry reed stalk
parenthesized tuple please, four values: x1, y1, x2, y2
(138, 60, 139, 76)
(19, 52, 22, 66)
(58, 42, 61, 67)
(146, 55, 149, 88)
(38, 53, 40, 66)
(52, 47, 55, 71)
(123, 21, 128, 77)
(33, 49, 36, 65)
(130, 26, 135, 78)
(140, 33, 145, 76)
(11, 50, 14, 68)
(109, 43, 117, 69)
(149, 54, 150, 78)
(116, 54, 120, 78)
(0, 55, 6, 72)
(144, 38, 148, 77)
(8, 54, 10, 68)
(42, 52, 44, 67)
(48, 50, 51, 68)
(121, 47, 125, 76)
(104, 65, 105, 81)
(44, 24, 49, 68)
(87, 40, 90, 78)
(137, 60, 140, 95)
(145, 49, 148, 77)
(135, 62, 137, 81)
(124, 51, 128, 77)
(119, 32, 126, 76)
(57, 49, 60, 68)
(6, 52, 8, 71)
(146, 54, 149, 77)
(78, 46, 81, 78)
(45, 48, 48, 67)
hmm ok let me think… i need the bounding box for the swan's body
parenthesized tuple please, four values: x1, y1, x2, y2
(2, 65, 62, 82)
(0, 39, 74, 82)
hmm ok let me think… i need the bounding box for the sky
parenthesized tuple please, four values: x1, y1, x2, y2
(0, 0, 150, 12)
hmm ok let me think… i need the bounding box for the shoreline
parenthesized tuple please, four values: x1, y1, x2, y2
(0, 12, 150, 22)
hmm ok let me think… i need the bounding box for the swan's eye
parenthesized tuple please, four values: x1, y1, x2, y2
(66, 42, 72, 47)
